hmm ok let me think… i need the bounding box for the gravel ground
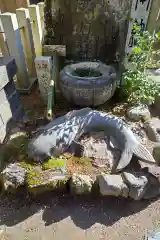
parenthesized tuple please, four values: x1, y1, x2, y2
(0, 193, 159, 240)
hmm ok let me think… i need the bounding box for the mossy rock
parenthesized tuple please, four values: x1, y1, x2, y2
(20, 161, 33, 170)
(21, 161, 69, 196)
(28, 177, 69, 196)
(0, 132, 29, 173)
(7, 132, 29, 156)
(42, 158, 66, 171)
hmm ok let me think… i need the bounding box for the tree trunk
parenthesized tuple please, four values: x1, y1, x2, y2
(43, 0, 132, 63)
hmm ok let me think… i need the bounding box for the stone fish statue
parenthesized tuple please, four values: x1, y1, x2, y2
(28, 108, 156, 172)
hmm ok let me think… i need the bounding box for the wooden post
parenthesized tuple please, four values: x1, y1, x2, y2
(35, 56, 52, 104)
(0, 10, 9, 56)
(16, 8, 36, 81)
(0, 12, 29, 89)
(38, 2, 44, 33)
(29, 4, 42, 57)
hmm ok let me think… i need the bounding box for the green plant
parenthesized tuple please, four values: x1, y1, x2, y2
(121, 23, 160, 105)
(122, 70, 159, 105)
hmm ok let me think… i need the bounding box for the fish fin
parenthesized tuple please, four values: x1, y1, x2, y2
(109, 136, 121, 150)
(115, 143, 156, 173)
(70, 140, 84, 157)
(66, 108, 91, 119)
(115, 144, 133, 172)
(133, 143, 156, 165)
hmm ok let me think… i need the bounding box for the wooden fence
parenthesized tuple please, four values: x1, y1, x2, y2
(0, 0, 29, 13)
(0, 2, 44, 91)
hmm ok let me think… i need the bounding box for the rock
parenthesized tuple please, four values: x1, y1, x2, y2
(6, 131, 29, 156)
(143, 180, 160, 200)
(7, 131, 28, 142)
(137, 160, 154, 169)
(137, 160, 160, 199)
(42, 157, 67, 175)
(145, 230, 160, 240)
(1, 163, 27, 192)
(128, 122, 146, 144)
(98, 174, 129, 197)
(142, 166, 160, 199)
(70, 173, 94, 195)
(152, 143, 160, 165)
(122, 171, 148, 200)
(26, 168, 68, 196)
(144, 118, 160, 142)
(127, 105, 151, 121)
(80, 131, 121, 169)
(9, 127, 21, 134)
(147, 166, 160, 183)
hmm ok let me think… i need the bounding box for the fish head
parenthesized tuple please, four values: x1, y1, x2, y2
(28, 139, 49, 162)
(28, 131, 56, 162)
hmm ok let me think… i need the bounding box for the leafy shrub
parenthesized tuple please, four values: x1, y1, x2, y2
(121, 23, 160, 105)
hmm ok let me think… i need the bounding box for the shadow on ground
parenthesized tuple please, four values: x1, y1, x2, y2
(0, 192, 157, 230)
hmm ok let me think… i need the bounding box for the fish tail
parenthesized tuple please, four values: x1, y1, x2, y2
(114, 142, 156, 173)
(114, 145, 133, 173)
(133, 143, 156, 165)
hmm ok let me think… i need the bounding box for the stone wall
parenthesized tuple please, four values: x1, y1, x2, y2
(147, 0, 160, 61)
(147, 0, 160, 34)
(0, 57, 24, 142)
(43, 0, 132, 63)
